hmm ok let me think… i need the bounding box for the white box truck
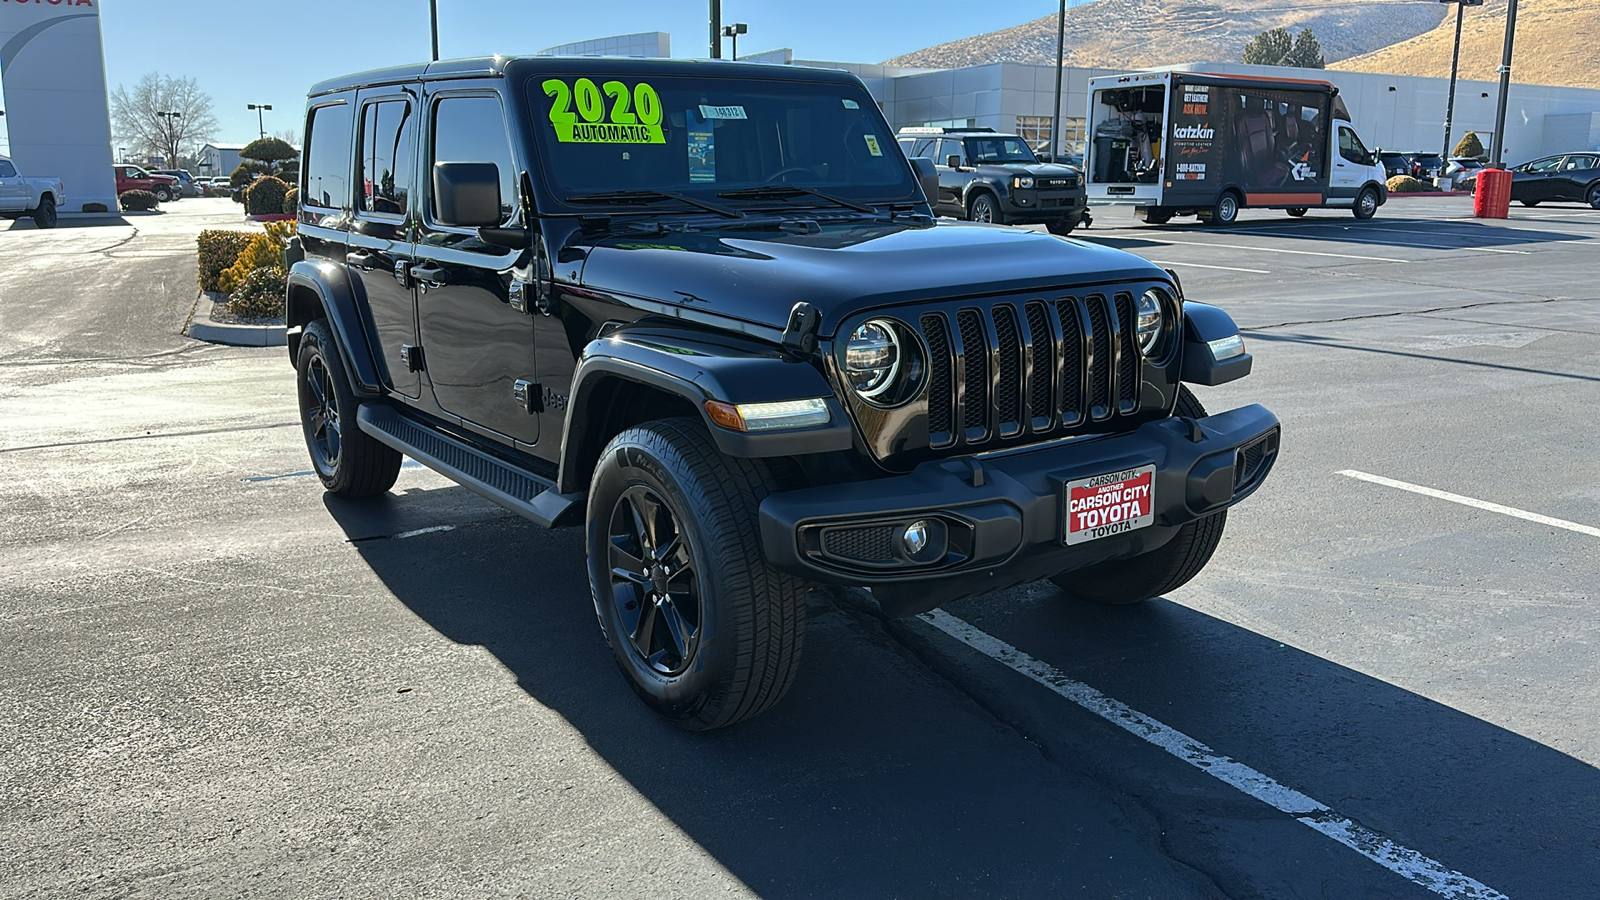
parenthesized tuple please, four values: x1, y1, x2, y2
(1085, 71, 1389, 225)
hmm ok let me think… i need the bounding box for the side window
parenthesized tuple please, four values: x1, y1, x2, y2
(1562, 155, 1595, 171)
(1338, 127, 1369, 165)
(304, 102, 354, 209)
(429, 95, 516, 226)
(0, 160, 16, 178)
(897, 138, 917, 157)
(358, 100, 414, 215)
(1527, 157, 1561, 174)
(939, 139, 966, 166)
(910, 138, 938, 159)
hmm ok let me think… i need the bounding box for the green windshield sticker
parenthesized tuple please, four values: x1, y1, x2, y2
(863, 134, 883, 157)
(544, 78, 665, 144)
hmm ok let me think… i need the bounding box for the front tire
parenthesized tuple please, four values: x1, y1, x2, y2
(587, 418, 808, 731)
(295, 319, 403, 498)
(1353, 187, 1379, 220)
(1048, 387, 1226, 605)
(1286, 207, 1307, 218)
(1588, 184, 1600, 210)
(967, 192, 1003, 225)
(31, 195, 57, 229)
(1046, 214, 1081, 236)
(154, 187, 173, 203)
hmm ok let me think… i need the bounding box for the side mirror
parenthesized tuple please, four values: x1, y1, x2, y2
(946, 155, 963, 170)
(909, 157, 939, 205)
(432, 161, 502, 227)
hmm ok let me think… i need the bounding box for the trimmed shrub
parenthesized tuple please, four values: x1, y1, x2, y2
(120, 190, 159, 212)
(230, 161, 268, 188)
(245, 176, 290, 216)
(239, 137, 297, 165)
(282, 187, 300, 215)
(218, 221, 297, 293)
(1453, 131, 1487, 162)
(198, 229, 257, 292)
(1386, 175, 1428, 193)
(227, 266, 287, 319)
(84, 202, 109, 213)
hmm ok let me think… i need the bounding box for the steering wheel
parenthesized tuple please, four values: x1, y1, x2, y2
(765, 166, 815, 183)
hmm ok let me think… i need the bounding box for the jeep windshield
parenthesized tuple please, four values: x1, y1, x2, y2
(966, 137, 1038, 164)
(529, 73, 918, 214)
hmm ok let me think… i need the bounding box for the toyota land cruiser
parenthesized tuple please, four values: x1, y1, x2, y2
(285, 57, 1280, 730)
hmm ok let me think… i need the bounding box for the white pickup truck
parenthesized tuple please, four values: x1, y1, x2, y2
(0, 155, 64, 229)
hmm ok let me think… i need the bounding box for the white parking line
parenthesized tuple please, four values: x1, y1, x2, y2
(1338, 470, 1600, 538)
(394, 524, 456, 539)
(918, 610, 1511, 900)
(1148, 259, 1271, 274)
(1229, 225, 1533, 253)
(1141, 237, 1405, 263)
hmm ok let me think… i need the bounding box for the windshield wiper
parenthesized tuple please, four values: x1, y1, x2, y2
(566, 189, 742, 219)
(716, 185, 876, 214)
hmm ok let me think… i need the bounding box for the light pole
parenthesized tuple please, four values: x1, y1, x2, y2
(722, 23, 747, 61)
(1439, 0, 1483, 178)
(429, 0, 439, 61)
(1488, 0, 1520, 168)
(709, 0, 721, 59)
(1051, 0, 1065, 161)
(247, 104, 272, 140)
(118, 146, 126, 163)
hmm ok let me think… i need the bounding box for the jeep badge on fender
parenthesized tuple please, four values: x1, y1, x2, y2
(282, 56, 1280, 731)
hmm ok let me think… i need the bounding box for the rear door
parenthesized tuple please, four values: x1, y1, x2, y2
(413, 87, 538, 447)
(348, 88, 422, 398)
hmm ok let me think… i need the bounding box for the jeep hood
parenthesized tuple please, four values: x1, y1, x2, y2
(573, 219, 1164, 336)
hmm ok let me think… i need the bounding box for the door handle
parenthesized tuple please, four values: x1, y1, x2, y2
(410, 263, 448, 289)
(346, 250, 377, 270)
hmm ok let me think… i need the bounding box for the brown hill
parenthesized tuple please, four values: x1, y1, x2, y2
(883, 0, 1447, 69)
(1331, 0, 1599, 89)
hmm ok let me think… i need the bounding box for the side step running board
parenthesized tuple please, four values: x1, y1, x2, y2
(357, 404, 582, 528)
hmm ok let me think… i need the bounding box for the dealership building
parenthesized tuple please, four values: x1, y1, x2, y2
(552, 31, 1600, 163)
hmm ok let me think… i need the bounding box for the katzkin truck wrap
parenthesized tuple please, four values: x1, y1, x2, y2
(1163, 75, 1333, 207)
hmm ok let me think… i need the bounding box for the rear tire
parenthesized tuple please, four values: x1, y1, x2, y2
(1137, 207, 1172, 225)
(1048, 387, 1226, 605)
(295, 319, 403, 498)
(1046, 214, 1081, 235)
(587, 418, 808, 731)
(1286, 207, 1307, 218)
(31, 195, 57, 229)
(1520, 199, 1540, 207)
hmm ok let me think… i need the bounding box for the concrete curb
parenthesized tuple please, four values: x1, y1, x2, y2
(186, 292, 286, 347)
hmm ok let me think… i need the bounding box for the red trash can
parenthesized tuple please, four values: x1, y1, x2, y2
(1474, 168, 1511, 219)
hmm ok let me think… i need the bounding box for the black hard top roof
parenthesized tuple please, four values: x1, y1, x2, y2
(308, 55, 861, 98)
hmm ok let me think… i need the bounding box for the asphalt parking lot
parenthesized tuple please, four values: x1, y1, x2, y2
(3, 196, 1597, 899)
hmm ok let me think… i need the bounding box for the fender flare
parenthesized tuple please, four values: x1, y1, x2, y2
(285, 260, 384, 397)
(962, 181, 1003, 212)
(556, 324, 853, 494)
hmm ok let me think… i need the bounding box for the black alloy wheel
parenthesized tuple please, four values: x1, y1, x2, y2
(295, 319, 402, 498)
(606, 485, 702, 676)
(32, 195, 58, 228)
(968, 193, 1001, 224)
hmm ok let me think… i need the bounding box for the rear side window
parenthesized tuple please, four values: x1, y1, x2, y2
(303, 102, 353, 209)
(429, 95, 516, 225)
(359, 100, 415, 215)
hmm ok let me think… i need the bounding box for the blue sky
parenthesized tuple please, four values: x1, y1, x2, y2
(0, 1, 1063, 155)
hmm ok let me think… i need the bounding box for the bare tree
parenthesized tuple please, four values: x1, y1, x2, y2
(274, 127, 301, 147)
(110, 73, 219, 167)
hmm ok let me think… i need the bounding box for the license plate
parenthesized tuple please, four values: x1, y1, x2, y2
(1063, 465, 1155, 545)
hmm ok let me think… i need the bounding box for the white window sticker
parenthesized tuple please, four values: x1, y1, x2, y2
(698, 104, 747, 120)
(864, 134, 883, 157)
(842, 99, 860, 110)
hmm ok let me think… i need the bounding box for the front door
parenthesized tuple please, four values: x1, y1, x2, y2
(1329, 125, 1369, 205)
(936, 138, 975, 215)
(0, 159, 25, 211)
(348, 89, 421, 398)
(1513, 157, 1563, 203)
(413, 89, 539, 447)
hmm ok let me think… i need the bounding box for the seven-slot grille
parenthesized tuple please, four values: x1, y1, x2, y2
(921, 293, 1142, 450)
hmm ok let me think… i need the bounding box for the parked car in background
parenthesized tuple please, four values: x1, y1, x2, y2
(1377, 151, 1412, 178)
(1510, 153, 1600, 208)
(898, 126, 1090, 233)
(199, 176, 231, 197)
(153, 169, 203, 198)
(113, 165, 180, 202)
(0, 154, 64, 228)
(1445, 157, 1484, 178)
(1409, 152, 1443, 180)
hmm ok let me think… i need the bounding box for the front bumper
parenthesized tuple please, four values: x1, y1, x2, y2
(759, 403, 1280, 617)
(1003, 188, 1087, 222)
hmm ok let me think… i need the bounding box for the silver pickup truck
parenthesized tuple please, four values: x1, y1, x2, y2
(0, 155, 64, 228)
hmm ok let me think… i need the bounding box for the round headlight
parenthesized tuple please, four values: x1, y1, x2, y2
(845, 320, 900, 398)
(1135, 289, 1167, 357)
(1014, 176, 1035, 189)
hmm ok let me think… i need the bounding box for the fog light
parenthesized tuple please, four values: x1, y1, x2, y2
(901, 520, 929, 556)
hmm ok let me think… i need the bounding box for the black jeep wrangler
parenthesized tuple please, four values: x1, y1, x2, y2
(285, 57, 1280, 730)
(896, 126, 1090, 233)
